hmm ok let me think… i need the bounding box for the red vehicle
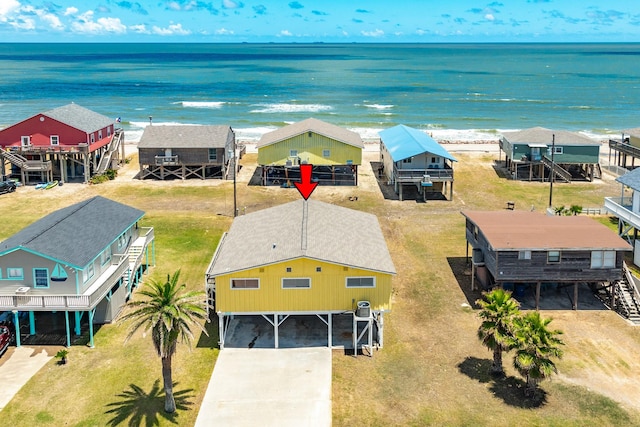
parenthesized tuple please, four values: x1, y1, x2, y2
(0, 325, 12, 355)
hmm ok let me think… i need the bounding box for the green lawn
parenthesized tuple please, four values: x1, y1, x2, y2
(2, 152, 640, 426)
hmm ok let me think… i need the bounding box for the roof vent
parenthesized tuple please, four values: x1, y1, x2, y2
(272, 243, 276, 249)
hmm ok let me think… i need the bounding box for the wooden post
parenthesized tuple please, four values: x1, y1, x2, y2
(535, 282, 541, 310)
(573, 282, 578, 310)
(471, 264, 476, 291)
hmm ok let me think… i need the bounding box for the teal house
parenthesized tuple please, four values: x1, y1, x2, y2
(500, 127, 601, 182)
(379, 124, 457, 201)
(0, 196, 154, 347)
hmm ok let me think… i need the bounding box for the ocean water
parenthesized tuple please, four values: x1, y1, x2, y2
(0, 43, 639, 143)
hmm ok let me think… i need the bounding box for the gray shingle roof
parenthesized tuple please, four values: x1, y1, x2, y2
(207, 200, 396, 276)
(616, 167, 640, 190)
(501, 127, 599, 146)
(257, 118, 364, 149)
(138, 125, 233, 149)
(44, 103, 114, 133)
(0, 196, 144, 268)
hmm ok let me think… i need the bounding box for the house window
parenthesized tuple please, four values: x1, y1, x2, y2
(34, 268, 49, 288)
(316, 267, 322, 272)
(117, 232, 128, 250)
(322, 149, 330, 157)
(591, 250, 616, 268)
(208, 148, 217, 162)
(107, 127, 111, 137)
(100, 249, 112, 266)
(7, 268, 23, 279)
(553, 146, 563, 155)
(402, 157, 412, 164)
(50, 135, 59, 146)
(90, 133, 95, 143)
(21, 136, 30, 147)
(282, 278, 311, 289)
(231, 278, 259, 289)
(431, 157, 438, 163)
(290, 150, 298, 157)
(83, 263, 94, 283)
(98, 130, 103, 140)
(518, 250, 531, 260)
(346, 277, 375, 288)
(547, 251, 561, 263)
(473, 226, 478, 241)
(286, 267, 292, 273)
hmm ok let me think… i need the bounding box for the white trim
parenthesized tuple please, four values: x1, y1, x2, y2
(50, 135, 59, 146)
(230, 278, 260, 290)
(281, 277, 311, 289)
(345, 276, 376, 288)
(21, 136, 30, 147)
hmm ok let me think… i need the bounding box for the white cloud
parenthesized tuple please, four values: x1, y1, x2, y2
(40, 12, 64, 30)
(222, 0, 243, 9)
(130, 24, 149, 33)
(64, 7, 78, 16)
(215, 27, 234, 35)
(152, 23, 190, 35)
(9, 17, 34, 30)
(485, 14, 495, 21)
(0, 0, 20, 20)
(361, 29, 384, 37)
(279, 29, 292, 36)
(71, 11, 126, 34)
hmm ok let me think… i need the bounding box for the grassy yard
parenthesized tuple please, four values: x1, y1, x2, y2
(1, 150, 640, 426)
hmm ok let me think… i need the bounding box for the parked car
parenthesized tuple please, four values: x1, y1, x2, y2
(0, 180, 16, 195)
(0, 325, 12, 356)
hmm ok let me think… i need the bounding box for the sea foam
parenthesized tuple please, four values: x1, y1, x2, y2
(250, 103, 333, 113)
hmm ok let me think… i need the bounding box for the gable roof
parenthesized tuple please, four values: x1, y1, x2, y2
(44, 103, 114, 133)
(461, 210, 631, 251)
(616, 167, 640, 190)
(138, 125, 233, 149)
(501, 127, 599, 146)
(0, 196, 144, 268)
(257, 118, 363, 149)
(379, 125, 457, 162)
(207, 199, 396, 276)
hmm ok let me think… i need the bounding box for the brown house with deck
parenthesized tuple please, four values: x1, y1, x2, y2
(462, 210, 631, 309)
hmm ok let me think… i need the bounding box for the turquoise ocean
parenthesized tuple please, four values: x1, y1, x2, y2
(0, 43, 639, 143)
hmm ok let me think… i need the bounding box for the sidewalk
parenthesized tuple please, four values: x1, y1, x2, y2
(0, 346, 52, 411)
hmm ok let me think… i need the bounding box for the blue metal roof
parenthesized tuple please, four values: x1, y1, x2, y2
(379, 125, 457, 162)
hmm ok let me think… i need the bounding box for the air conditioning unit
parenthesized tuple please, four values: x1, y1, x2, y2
(15, 286, 30, 294)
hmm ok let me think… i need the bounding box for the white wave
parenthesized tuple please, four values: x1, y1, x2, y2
(364, 104, 395, 110)
(250, 103, 333, 114)
(234, 126, 279, 142)
(177, 101, 226, 109)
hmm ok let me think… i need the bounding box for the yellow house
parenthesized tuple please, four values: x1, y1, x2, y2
(257, 118, 363, 186)
(205, 199, 396, 349)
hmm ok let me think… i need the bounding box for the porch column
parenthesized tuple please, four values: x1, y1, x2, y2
(327, 313, 332, 348)
(274, 314, 279, 349)
(354, 166, 358, 186)
(378, 312, 385, 347)
(12, 310, 21, 347)
(152, 240, 156, 266)
(64, 311, 71, 348)
(74, 311, 81, 336)
(449, 181, 453, 201)
(573, 283, 578, 310)
(88, 309, 96, 348)
(535, 282, 541, 310)
(29, 311, 35, 336)
(218, 313, 225, 350)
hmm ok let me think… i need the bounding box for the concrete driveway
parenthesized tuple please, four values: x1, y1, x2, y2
(0, 346, 52, 411)
(195, 347, 331, 427)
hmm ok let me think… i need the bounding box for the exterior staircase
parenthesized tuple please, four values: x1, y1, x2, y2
(541, 156, 572, 183)
(95, 128, 124, 174)
(0, 148, 51, 172)
(612, 262, 640, 324)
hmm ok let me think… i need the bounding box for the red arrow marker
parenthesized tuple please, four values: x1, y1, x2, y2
(294, 164, 318, 200)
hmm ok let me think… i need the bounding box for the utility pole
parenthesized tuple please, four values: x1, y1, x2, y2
(548, 134, 555, 209)
(231, 128, 237, 217)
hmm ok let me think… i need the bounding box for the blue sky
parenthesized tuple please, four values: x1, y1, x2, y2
(0, 1, 638, 42)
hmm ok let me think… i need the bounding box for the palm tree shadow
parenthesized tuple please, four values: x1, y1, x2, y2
(457, 356, 547, 408)
(105, 380, 194, 426)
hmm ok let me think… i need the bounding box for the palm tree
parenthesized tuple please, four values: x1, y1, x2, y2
(512, 311, 564, 397)
(476, 288, 521, 376)
(120, 270, 208, 413)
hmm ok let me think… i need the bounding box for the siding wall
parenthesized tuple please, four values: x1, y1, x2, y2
(215, 258, 392, 312)
(258, 133, 362, 166)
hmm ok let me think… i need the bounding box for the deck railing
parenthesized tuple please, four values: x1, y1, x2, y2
(604, 196, 640, 228)
(394, 166, 453, 183)
(155, 155, 179, 165)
